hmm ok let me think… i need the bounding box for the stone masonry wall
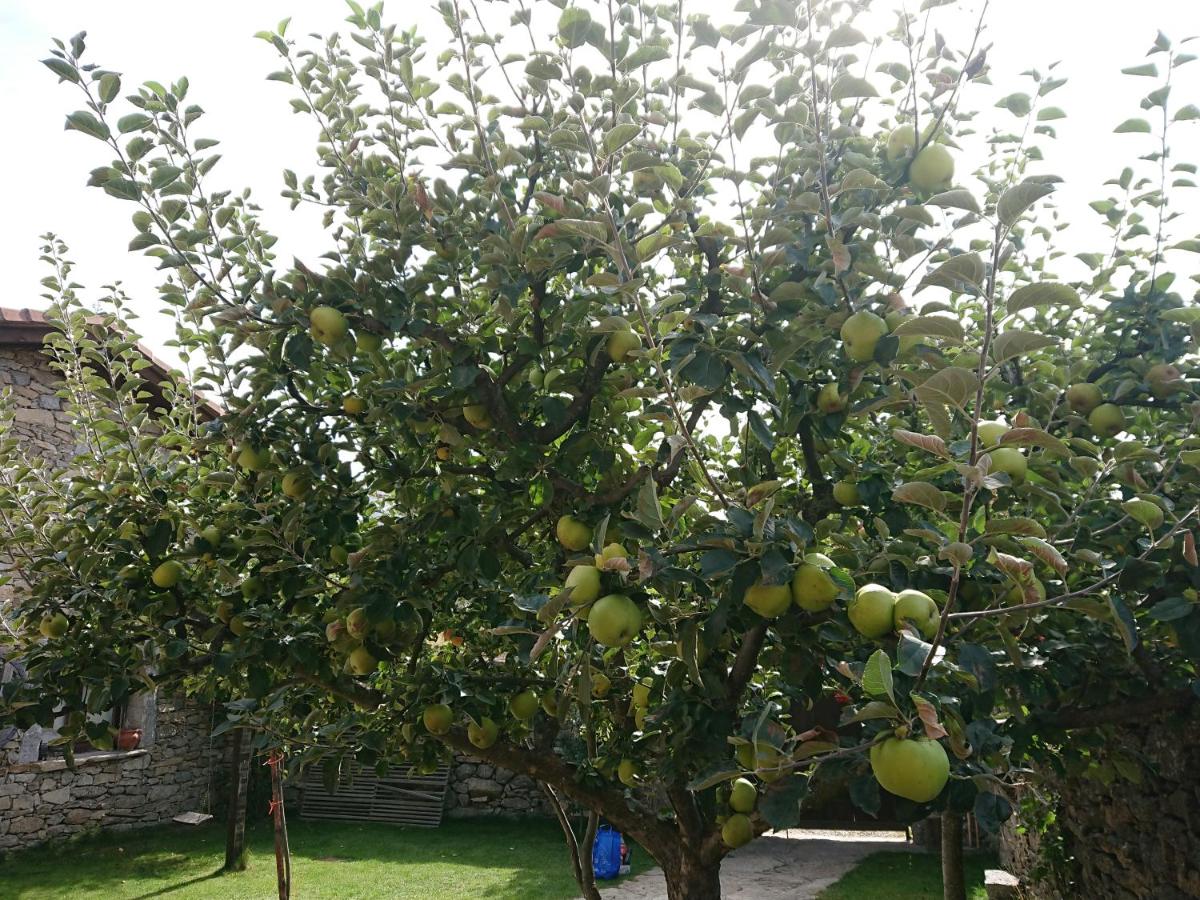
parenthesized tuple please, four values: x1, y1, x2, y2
(444, 753, 553, 818)
(1000, 711, 1200, 900)
(0, 696, 220, 852)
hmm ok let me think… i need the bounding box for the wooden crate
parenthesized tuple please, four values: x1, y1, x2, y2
(299, 762, 451, 828)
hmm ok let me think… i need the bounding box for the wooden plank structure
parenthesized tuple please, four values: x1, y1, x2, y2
(299, 762, 451, 828)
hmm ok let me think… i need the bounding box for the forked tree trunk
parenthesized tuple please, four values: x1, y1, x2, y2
(662, 850, 722, 900)
(941, 809, 966, 900)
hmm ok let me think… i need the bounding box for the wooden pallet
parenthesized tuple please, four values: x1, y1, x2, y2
(299, 762, 451, 828)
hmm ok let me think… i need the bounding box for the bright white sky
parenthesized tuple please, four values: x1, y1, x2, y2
(1, 0, 1197, 356)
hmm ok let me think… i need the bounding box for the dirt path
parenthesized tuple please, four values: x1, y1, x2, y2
(597, 830, 912, 900)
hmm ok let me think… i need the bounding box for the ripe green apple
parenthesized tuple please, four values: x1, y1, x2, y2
(1089, 403, 1126, 438)
(735, 742, 784, 781)
(1123, 498, 1164, 530)
(343, 395, 367, 415)
(309, 306, 349, 346)
(977, 419, 1008, 447)
(1147, 363, 1185, 399)
(468, 717, 499, 749)
(39, 612, 69, 639)
(215, 601, 234, 624)
(556, 515, 592, 551)
(594, 542, 629, 567)
(201, 525, 223, 548)
(462, 404, 493, 430)
(1004, 576, 1046, 606)
(346, 607, 370, 640)
(509, 690, 539, 721)
(591, 672, 612, 699)
(236, 444, 271, 472)
(909, 144, 954, 193)
(885, 124, 917, 161)
(729, 777, 758, 814)
(1066, 382, 1103, 414)
(541, 690, 559, 717)
(330, 545, 349, 566)
(241, 576, 264, 599)
(833, 480, 860, 506)
(791, 556, 840, 612)
(869, 736, 950, 802)
(817, 382, 848, 414)
(349, 646, 377, 676)
(989, 448, 1027, 484)
(423, 703, 454, 735)
(564, 564, 601, 608)
(281, 473, 311, 499)
(151, 560, 183, 589)
(722, 813, 754, 849)
(229, 614, 251, 637)
(743, 580, 793, 618)
(607, 328, 642, 363)
(632, 678, 652, 709)
(840, 310, 888, 363)
(587, 594, 642, 647)
(617, 758, 641, 787)
(848, 583, 896, 638)
(893, 589, 940, 639)
(356, 332, 383, 354)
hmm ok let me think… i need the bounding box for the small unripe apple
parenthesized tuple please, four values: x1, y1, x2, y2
(556, 515, 592, 551)
(1066, 382, 1103, 414)
(343, 395, 366, 415)
(632, 678, 652, 709)
(509, 690, 539, 721)
(346, 607, 370, 640)
(468, 717, 499, 749)
(594, 542, 629, 568)
(607, 329, 643, 363)
(349, 646, 377, 676)
(817, 383, 848, 413)
(989, 448, 1027, 484)
(909, 144, 954, 193)
(977, 420, 1008, 447)
(886, 124, 917, 161)
(564, 564, 601, 607)
(541, 690, 559, 717)
(356, 332, 383, 354)
(236, 444, 271, 472)
(462, 404, 492, 430)
(743, 581, 793, 618)
(840, 310, 888, 363)
(591, 672, 612, 699)
(423, 703, 453, 735)
(721, 813, 755, 848)
(832, 480, 860, 506)
(791, 556, 840, 612)
(201, 525, 222, 548)
(1147, 363, 1185, 399)
(893, 589, 940, 639)
(151, 560, 183, 589)
(587, 594, 642, 647)
(39, 612, 69, 639)
(729, 777, 758, 813)
(1088, 403, 1126, 439)
(281, 473, 311, 499)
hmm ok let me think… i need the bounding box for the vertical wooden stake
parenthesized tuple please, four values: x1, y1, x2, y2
(268, 751, 292, 900)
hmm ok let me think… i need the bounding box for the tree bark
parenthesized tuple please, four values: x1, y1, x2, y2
(269, 753, 291, 900)
(224, 727, 252, 872)
(542, 783, 601, 900)
(662, 848, 723, 900)
(941, 809, 966, 900)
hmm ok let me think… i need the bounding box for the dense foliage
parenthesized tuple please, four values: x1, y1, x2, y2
(3, 1, 1199, 895)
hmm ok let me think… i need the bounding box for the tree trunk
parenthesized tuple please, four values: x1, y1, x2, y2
(269, 753, 291, 900)
(941, 809, 966, 900)
(542, 783, 601, 900)
(224, 727, 252, 872)
(662, 851, 723, 900)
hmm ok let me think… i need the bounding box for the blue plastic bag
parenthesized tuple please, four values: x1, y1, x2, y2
(592, 824, 623, 880)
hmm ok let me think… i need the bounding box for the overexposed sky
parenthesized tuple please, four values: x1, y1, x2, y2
(1, 0, 1197, 355)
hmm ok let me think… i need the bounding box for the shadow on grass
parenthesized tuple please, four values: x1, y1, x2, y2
(126, 869, 227, 900)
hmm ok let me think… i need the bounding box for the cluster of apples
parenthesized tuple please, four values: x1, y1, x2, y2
(848, 584, 940, 640)
(741, 552, 843, 618)
(556, 515, 643, 648)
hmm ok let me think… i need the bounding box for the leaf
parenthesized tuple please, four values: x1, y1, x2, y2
(997, 180, 1055, 227)
(892, 429, 950, 459)
(989, 550, 1034, 583)
(150, 165, 183, 190)
(745, 480, 782, 508)
(117, 113, 153, 134)
(1108, 595, 1138, 652)
(957, 643, 997, 691)
(1017, 536, 1068, 576)
(830, 75, 878, 101)
(636, 477, 665, 533)
(917, 253, 985, 293)
(65, 111, 110, 141)
(892, 482, 947, 513)
(915, 367, 978, 410)
(759, 776, 811, 829)
(861, 649, 896, 705)
(974, 791, 1013, 832)
(602, 123, 641, 156)
(910, 694, 948, 739)
(998, 427, 1071, 457)
(985, 518, 1047, 538)
(1121, 63, 1159, 77)
(890, 315, 964, 343)
(1148, 596, 1195, 622)
(687, 761, 741, 791)
(990, 330, 1058, 364)
(1006, 283, 1081, 315)
(1160, 307, 1200, 324)
(840, 701, 899, 725)
(42, 57, 80, 83)
(747, 410, 775, 451)
(1175, 105, 1200, 122)
(553, 219, 609, 242)
(927, 189, 981, 214)
(618, 44, 671, 72)
(98, 73, 121, 103)
(826, 24, 868, 48)
(897, 633, 940, 676)
(848, 774, 881, 816)
(1114, 118, 1152, 133)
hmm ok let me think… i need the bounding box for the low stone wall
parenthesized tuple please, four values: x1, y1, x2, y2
(445, 753, 553, 818)
(1000, 710, 1200, 900)
(0, 697, 220, 852)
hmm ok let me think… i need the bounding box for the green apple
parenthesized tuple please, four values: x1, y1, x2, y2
(462, 404, 493, 430)
(908, 144, 954, 193)
(848, 583, 896, 638)
(1066, 382, 1103, 414)
(201, 525, 222, 548)
(591, 672, 612, 699)
(893, 588, 940, 639)
(356, 332, 383, 354)
(840, 310, 888, 363)
(423, 703, 454, 735)
(594, 542, 629, 567)
(236, 444, 271, 472)
(556, 515, 592, 551)
(885, 124, 917, 161)
(346, 607, 370, 640)
(729, 777, 758, 813)
(632, 678, 652, 709)
(309, 306, 349, 346)
(1089, 403, 1126, 438)
(509, 690, 539, 721)
(343, 395, 366, 415)
(833, 480, 860, 506)
(241, 576, 264, 599)
(541, 690, 559, 717)
(735, 741, 784, 781)
(564, 564, 601, 608)
(607, 329, 642, 363)
(151, 560, 183, 589)
(989, 448, 1027, 484)
(1123, 498, 1164, 530)
(721, 813, 754, 848)
(229, 614, 251, 636)
(977, 419, 1008, 447)
(617, 758, 641, 787)
(791, 557, 840, 612)
(869, 737, 950, 802)
(1147, 363, 1185, 399)
(39, 612, 69, 639)
(281, 472, 311, 499)
(330, 545, 349, 566)
(817, 382, 848, 414)
(349, 646, 377, 676)
(1004, 577, 1046, 606)
(587, 594, 642, 647)
(743, 581, 793, 618)
(468, 717, 499, 749)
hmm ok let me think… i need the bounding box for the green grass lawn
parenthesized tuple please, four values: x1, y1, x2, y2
(818, 850, 995, 900)
(2, 817, 652, 899)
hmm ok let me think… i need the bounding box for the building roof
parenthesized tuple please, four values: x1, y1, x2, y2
(0, 307, 223, 419)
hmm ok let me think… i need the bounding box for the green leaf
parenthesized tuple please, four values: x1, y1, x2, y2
(619, 44, 671, 72)
(1114, 118, 1152, 133)
(1160, 307, 1200, 324)
(830, 75, 878, 102)
(42, 57, 80, 83)
(1006, 282, 1081, 315)
(1121, 63, 1158, 77)
(1108, 595, 1138, 652)
(998, 427, 1070, 457)
(890, 315, 964, 343)
(1037, 107, 1066, 121)
(65, 111, 110, 141)
(117, 113, 153, 134)
(840, 700, 900, 725)
(602, 123, 641, 156)
(989, 330, 1058, 364)
(917, 253, 985, 293)
(636, 477, 665, 533)
(149, 165, 183, 191)
(862, 649, 896, 705)
(996, 93, 1031, 117)
(759, 776, 810, 829)
(997, 180, 1055, 227)
(1148, 596, 1195, 622)
(892, 481, 947, 513)
(1175, 105, 1200, 122)
(98, 73, 121, 103)
(927, 189, 981, 214)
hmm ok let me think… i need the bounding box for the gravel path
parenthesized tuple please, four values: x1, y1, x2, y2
(597, 830, 912, 900)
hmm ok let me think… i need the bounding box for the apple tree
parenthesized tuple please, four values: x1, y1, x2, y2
(4, 3, 1200, 898)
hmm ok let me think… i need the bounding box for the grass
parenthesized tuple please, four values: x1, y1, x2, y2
(2, 817, 652, 899)
(818, 850, 996, 900)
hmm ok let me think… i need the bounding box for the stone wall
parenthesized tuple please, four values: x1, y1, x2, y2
(0, 345, 79, 471)
(0, 696, 220, 852)
(1000, 711, 1200, 900)
(445, 753, 553, 818)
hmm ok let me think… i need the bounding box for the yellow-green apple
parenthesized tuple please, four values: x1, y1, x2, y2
(591, 672, 612, 699)
(587, 594, 642, 647)
(236, 444, 271, 472)
(151, 560, 183, 589)
(721, 813, 754, 848)
(977, 419, 1008, 447)
(1089, 403, 1126, 438)
(632, 678, 652, 709)
(462, 403, 493, 430)
(743, 580, 792, 618)
(281, 473, 311, 499)
(346, 607, 370, 640)
(848, 583, 896, 638)
(241, 576, 264, 599)
(607, 325, 642, 363)
(39, 612, 69, 639)
(886, 124, 917, 161)
(840, 310, 888, 363)
(735, 742, 784, 781)
(468, 717, 499, 749)
(833, 480, 860, 506)
(201, 525, 222, 548)
(869, 736, 950, 802)
(356, 332, 383, 353)
(556, 515, 592, 551)
(1066, 382, 1103, 414)
(989, 448, 1027, 484)
(1147, 363, 1185, 399)
(509, 690, 539, 721)
(909, 144, 954, 193)
(309, 306, 348, 346)
(423, 703, 453, 735)
(791, 554, 840, 612)
(595, 542, 629, 568)
(817, 383, 848, 414)
(893, 588, 940, 639)
(729, 777, 758, 813)
(617, 758, 641, 787)
(349, 646, 377, 676)
(343, 395, 366, 415)
(564, 564, 601, 608)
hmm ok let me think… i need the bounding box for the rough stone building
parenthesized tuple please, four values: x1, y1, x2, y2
(0, 308, 223, 852)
